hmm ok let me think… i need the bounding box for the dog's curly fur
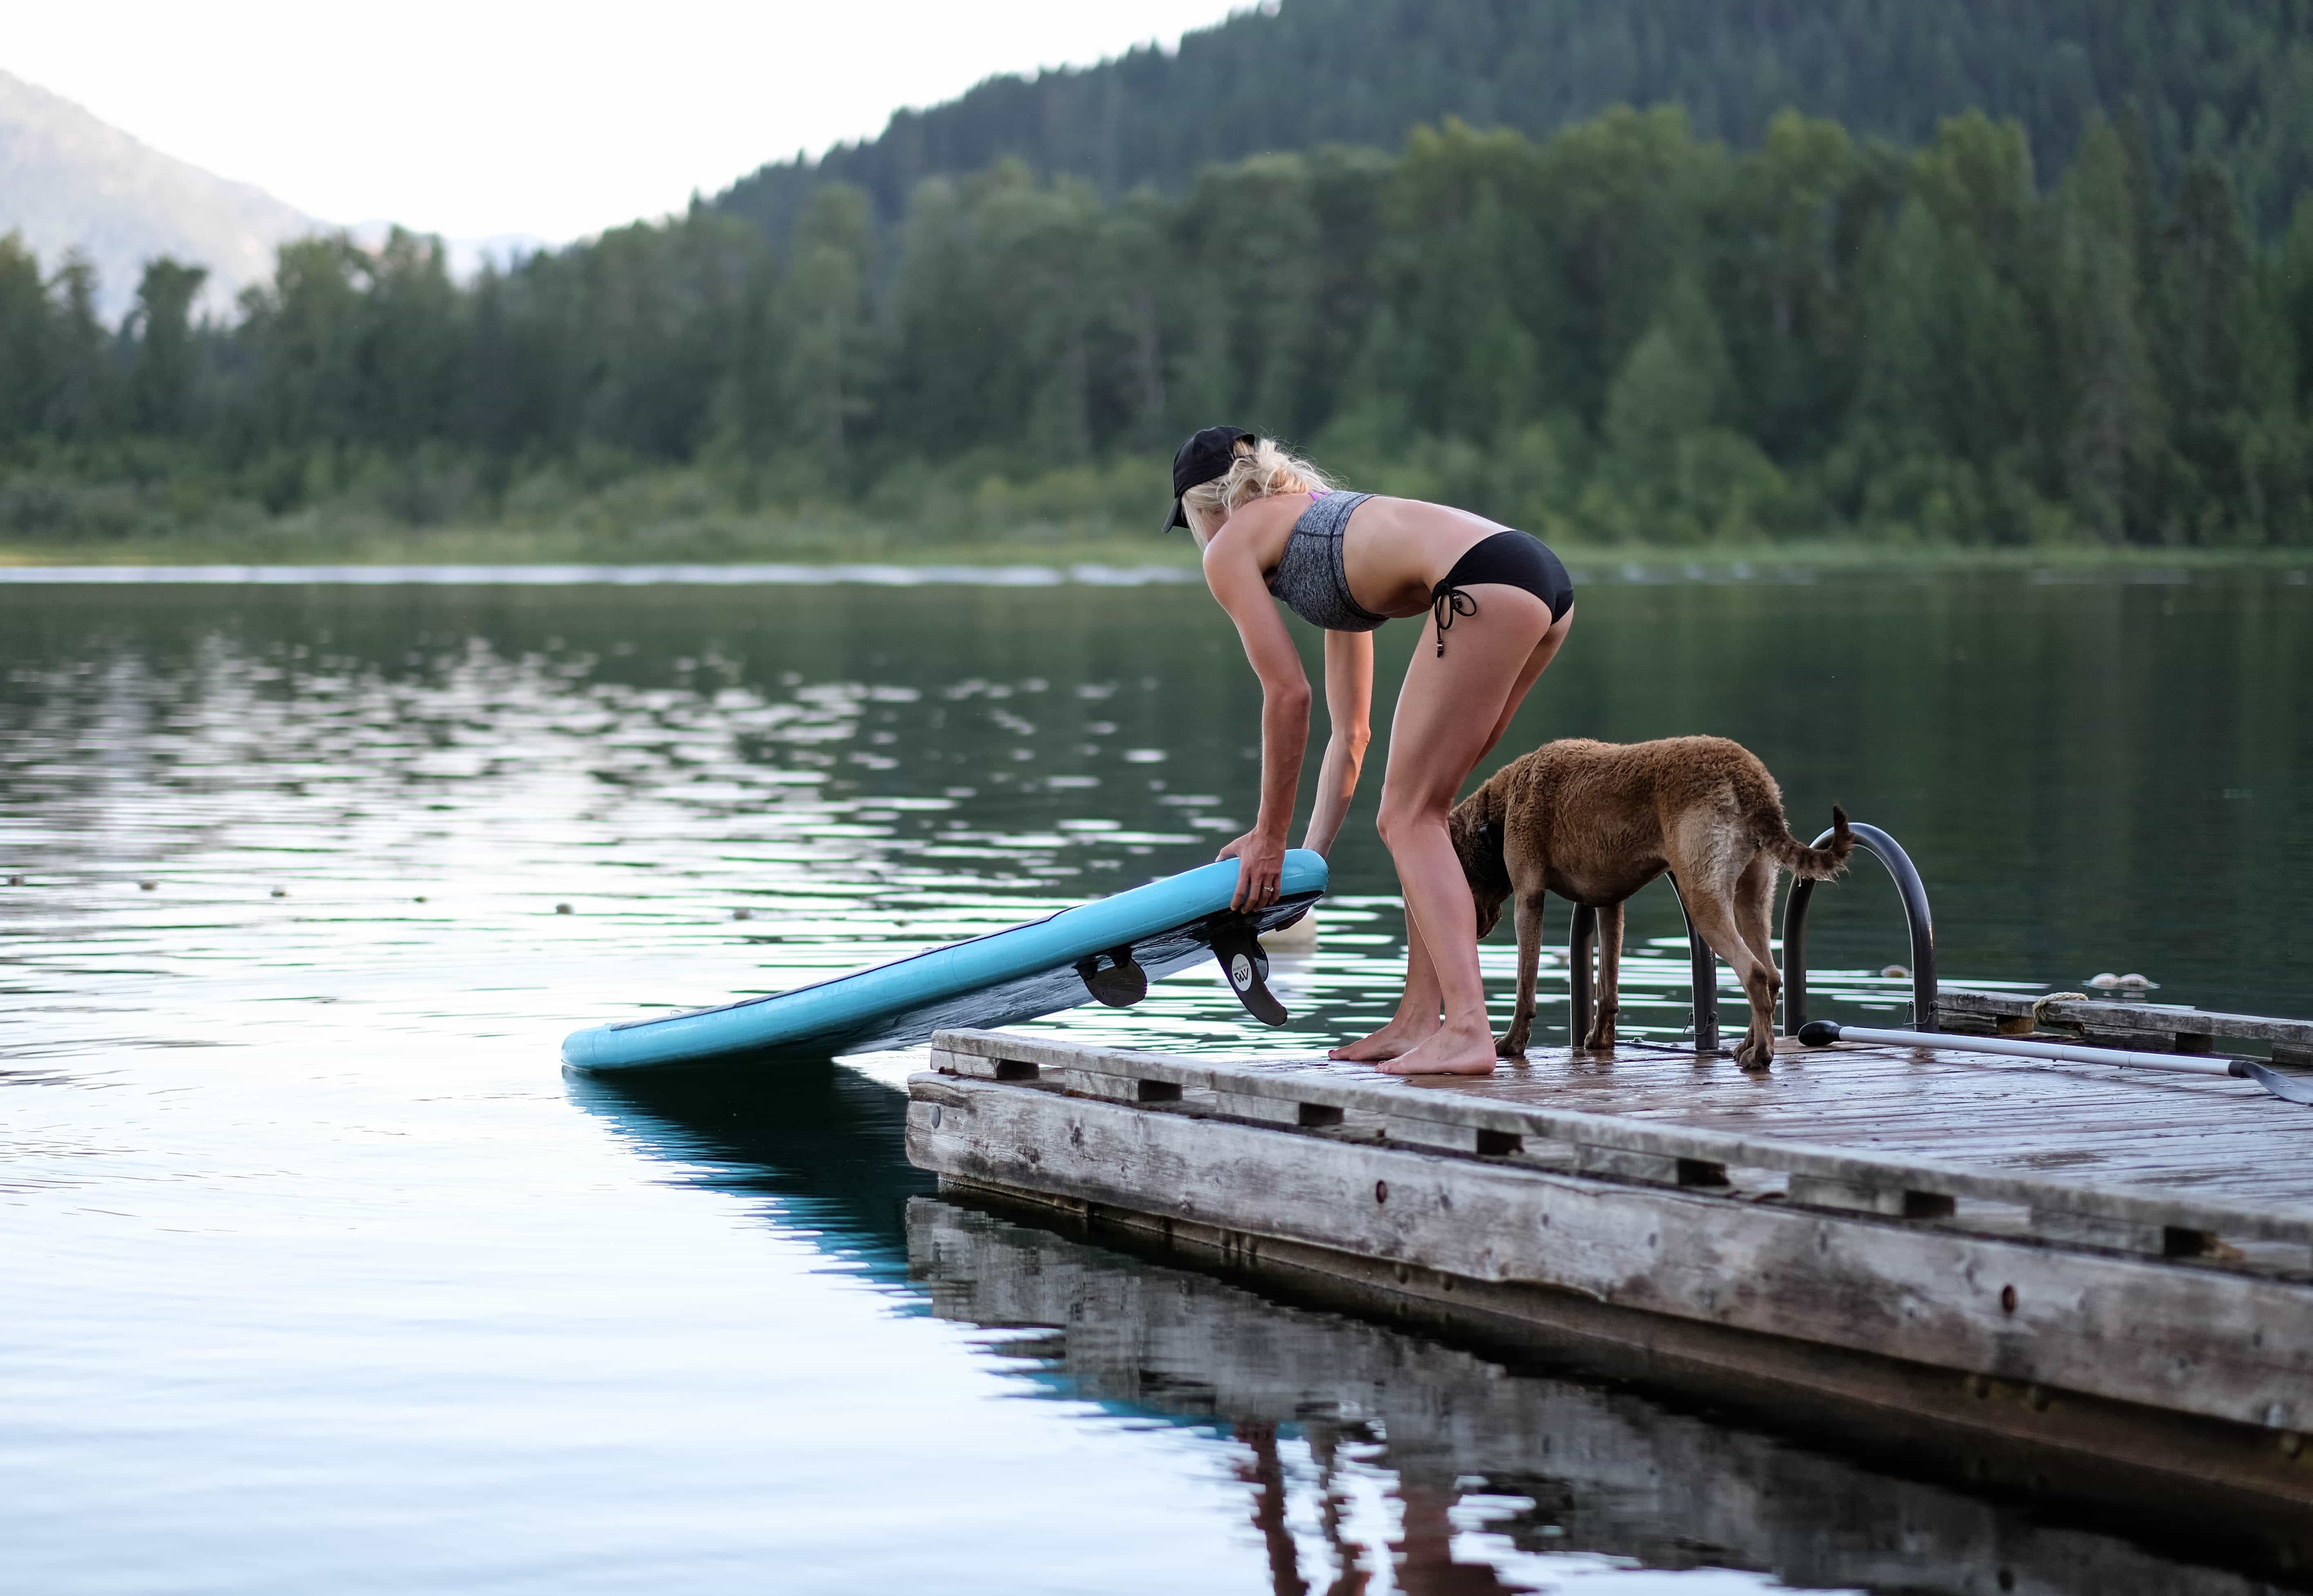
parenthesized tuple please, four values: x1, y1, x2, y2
(1450, 736, 1852, 1071)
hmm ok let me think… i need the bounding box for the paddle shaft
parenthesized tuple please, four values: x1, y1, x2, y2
(1824, 1023, 2234, 1077)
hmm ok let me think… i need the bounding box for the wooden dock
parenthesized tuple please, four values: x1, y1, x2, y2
(904, 1016, 2313, 1514)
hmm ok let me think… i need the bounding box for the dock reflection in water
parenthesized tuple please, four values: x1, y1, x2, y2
(577, 1063, 2288, 1596)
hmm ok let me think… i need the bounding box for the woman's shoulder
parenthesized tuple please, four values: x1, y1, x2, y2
(1357, 493, 1497, 528)
(1226, 493, 1315, 532)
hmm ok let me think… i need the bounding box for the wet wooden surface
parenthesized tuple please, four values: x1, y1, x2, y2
(1222, 1035, 2313, 1211)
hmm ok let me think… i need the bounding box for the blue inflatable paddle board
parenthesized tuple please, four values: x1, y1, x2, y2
(561, 849, 1327, 1071)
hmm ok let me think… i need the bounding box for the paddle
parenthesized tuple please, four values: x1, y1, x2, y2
(1796, 1020, 2313, 1106)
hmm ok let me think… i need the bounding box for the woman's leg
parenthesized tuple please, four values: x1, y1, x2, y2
(1327, 888, 1443, 1060)
(1477, 604, 1573, 763)
(1328, 601, 1573, 1063)
(1372, 585, 1555, 1076)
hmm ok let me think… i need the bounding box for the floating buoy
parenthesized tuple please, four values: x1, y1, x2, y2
(732, 908, 753, 921)
(413, 895, 427, 904)
(1880, 964, 1908, 979)
(270, 887, 287, 898)
(2088, 972, 2158, 991)
(555, 903, 573, 915)
(139, 880, 158, 892)
(5, 875, 22, 886)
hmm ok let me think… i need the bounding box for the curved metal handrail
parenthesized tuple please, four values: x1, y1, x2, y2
(1567, 874, 1719, 1052)
(1667, 875, 1720, 1053)
(1568, 902, 1597, 1042)
(1781, 822, 1937, 1034)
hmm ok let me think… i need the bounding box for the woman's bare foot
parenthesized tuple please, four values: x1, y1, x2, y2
(1375, 1019, 1499, 1076)
(1327, 1018, 1437, 1062)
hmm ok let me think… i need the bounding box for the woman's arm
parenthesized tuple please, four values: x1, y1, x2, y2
(1200, 524, 1312, 911)
(1303, 628, 1373, 858)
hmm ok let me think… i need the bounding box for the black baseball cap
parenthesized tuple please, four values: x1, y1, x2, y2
(1163, 426, 1256, 532)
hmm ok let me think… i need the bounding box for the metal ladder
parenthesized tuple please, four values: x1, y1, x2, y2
(1563, 822, 1936, 1051)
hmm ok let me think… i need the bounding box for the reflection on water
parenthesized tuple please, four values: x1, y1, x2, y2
(911, 1200, 2292, 1596)
(2, 570, 2308, 1592)
(569, 1060, 933, 1279)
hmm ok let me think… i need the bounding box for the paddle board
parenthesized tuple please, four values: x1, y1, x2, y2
(561, 849, 1327, 1071)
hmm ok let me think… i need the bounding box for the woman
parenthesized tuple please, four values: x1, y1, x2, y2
(1167, 426, 1574, 1075)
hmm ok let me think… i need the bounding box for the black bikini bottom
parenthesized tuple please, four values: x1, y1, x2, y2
(1430, 531, 1573, 655)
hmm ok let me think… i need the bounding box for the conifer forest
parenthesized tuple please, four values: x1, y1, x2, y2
(5, 0, 2313, 550)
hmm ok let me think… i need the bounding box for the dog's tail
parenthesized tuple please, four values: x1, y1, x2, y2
(1763, 803, 1853, 880)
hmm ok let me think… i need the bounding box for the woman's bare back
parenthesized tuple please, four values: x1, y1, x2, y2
(1224, 492, 1508, 619)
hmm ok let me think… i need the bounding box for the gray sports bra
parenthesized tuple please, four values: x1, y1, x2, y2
(1265, 491, 1388, 631)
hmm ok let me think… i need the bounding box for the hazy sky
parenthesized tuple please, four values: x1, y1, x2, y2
(6, 0, 1245, 241)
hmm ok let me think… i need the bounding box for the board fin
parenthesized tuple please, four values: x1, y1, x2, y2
(1210, 916, 1288, 1026)
(1075, 946, 1149, 1008)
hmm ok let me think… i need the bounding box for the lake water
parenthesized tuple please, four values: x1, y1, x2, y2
(2, 564, 2308, 1594)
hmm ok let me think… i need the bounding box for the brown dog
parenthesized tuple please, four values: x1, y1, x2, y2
(1449, 736, 1852, 1071)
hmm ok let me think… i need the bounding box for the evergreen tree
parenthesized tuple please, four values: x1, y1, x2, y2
(44, 254, 113, 441)
(0, 234, 53, 443)
(6, 68, 2312, 548)
(2053, 117, 2161, 542)
(781, 186, 875, 470)
(127, 257, 208, 436)
(719, 0, 2313, 243)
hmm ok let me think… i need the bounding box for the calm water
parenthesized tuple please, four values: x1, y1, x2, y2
(2, 566, 2308, 1594)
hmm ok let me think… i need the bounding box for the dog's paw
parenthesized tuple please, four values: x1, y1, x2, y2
(1734, 1037, 1775, 1072)
(1495, 1034, 1527, 1060)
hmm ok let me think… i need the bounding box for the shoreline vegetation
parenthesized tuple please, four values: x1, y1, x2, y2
(2, 518, 2306, 577)
(7, 102, 2313, 559)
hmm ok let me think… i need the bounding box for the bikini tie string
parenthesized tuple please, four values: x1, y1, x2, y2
(1431, 586, 1477, 656)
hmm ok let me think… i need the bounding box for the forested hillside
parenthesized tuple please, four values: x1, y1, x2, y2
(721, 0, 2313, 239)
(5, 1, 2313, 552)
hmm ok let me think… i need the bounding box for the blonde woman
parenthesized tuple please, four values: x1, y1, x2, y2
(1167, 426, 1575, 1075)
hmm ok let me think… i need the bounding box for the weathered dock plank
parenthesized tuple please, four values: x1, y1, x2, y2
(1938, 988, 2313, 1059)
(908, 1026, 2313, 1460)
(927, 1028, 2313, 1250)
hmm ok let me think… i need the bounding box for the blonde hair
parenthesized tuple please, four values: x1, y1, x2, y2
(1182, 436, 1331, 522)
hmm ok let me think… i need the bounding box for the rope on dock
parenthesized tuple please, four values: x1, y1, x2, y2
(2032, 990, 2090, 1030)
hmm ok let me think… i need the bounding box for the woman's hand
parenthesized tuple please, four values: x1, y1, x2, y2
(1217, 829, 1287, 912)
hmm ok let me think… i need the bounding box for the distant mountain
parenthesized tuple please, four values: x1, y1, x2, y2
(0, 67, 320, 321)
(717, 0, 2313, 241)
